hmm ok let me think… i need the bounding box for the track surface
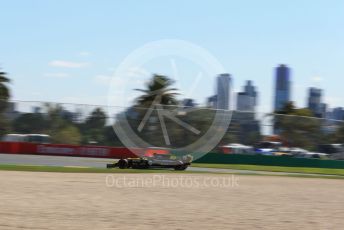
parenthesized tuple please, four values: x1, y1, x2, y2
(0, 153, 343, 177)
(1, 171, 343, 229)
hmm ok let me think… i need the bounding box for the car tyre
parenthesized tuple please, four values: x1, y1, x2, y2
(118, 159, 129, 169)
(174, 164, 188, 171)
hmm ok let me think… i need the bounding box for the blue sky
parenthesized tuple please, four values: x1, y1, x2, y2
(1, 0, 344, 113)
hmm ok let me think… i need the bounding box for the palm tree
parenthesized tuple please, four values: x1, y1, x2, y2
(135, 74, 178, 107)
(0, 70, 10, 112)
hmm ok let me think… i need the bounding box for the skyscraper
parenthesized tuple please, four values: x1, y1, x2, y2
(274, 64, 291, 112)
(216, 73, 232, 110)
(237, 80, 258, 112)
(244, 80, 258, 106)
(237, 92, 255, 111)
(308, 87, 323, 117)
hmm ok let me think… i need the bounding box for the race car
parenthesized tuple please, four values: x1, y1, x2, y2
(106, 153, 192, 171)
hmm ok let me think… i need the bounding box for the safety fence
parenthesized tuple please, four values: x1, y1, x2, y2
(2, 141, 344, 169)
(0, 142, 137, 159)
(194, 153, 344, 169)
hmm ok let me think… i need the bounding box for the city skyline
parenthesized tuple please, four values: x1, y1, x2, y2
(4, 63, 344, 117)
(206, 64, 342, 117)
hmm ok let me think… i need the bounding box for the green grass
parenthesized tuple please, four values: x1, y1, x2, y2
(192, 163, 344, 176)
(1, 163, 344, 179)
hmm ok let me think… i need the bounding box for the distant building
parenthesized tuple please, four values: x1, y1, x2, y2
(319, 103, 327, 118)
(216, 73, 232, 110)
(182, 99, 196, 108)
(32, 106, 42, 114)
(237, 93, 254, 112)
(4, 102, 20, 121)
(244, 80, 258, 106)
(331, 107, 344, 120)
(59, 109, 82, 123)
(236, 80, 258, 112)
(308, 87, 323, 117)
(274, 64, 291, 112)
(228, 111, 261, 145)
(323, 107, 344, 134)
(207, 95, 217, 109)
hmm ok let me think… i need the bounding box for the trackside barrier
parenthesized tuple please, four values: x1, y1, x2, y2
(194, 153, 344, 169)
(0, 142, 139, 159)
(2, 142, 344, 169)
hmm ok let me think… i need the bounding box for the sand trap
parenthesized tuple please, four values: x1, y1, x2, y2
(0, 171, 343, 230)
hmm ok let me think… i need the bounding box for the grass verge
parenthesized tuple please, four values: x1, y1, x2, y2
(1, 163, 344, 179)
(192, 163, 344, 176)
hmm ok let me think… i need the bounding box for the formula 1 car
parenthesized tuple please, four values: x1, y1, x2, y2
(106, 154, 192, 171)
